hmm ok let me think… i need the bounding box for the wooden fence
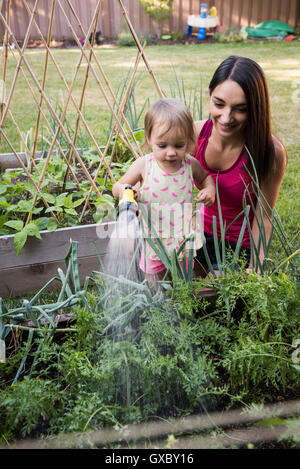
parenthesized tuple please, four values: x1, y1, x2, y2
(1, 0, 299, 42)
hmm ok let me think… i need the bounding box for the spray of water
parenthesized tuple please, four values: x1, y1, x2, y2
(102, 206, 146, 343)
(104, 209, 144, 283)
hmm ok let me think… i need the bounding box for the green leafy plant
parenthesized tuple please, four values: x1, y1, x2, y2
(0, 240, 299, 443)
(3, 219, 42, 255)
(166, 68, 203, 120)
(139, 0, 174, 21)
(213, 27, 247, 43)
(0, 150, 118, 253)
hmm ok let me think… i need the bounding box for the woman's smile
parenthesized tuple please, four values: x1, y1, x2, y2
(209, 79, 248, 139)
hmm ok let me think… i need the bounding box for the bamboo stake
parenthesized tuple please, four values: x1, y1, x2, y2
(21, 0, 140, 208)
(79, 44, 144, 223)
(0, 127, 59, 222)
(0, 13, 103, 207)
(0, 0, 10, 146)
(15, 4, 107, 223)
(105, 43, 146, 170)
(7, 45, 83, 193)
(29, 0, 56, 174)
(62, 0, 103, 192)
(7, 108, 41, 175)
(117, 0, 164, 99)
(1, 48, 82, 218)
(98, 43, 146, 185)
(61, 0, 142, 160)
(0, 0, 159, 225)
(20, 1, 109, 190)
(16, 0, 116, 187)
(65, 0, 143, 158)
(0, 0, 40, 130)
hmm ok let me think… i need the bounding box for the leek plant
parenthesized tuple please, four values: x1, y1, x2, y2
(138, 146, 299, 285)
(0, 241, 90, 380)
(166, 67, 203, 120)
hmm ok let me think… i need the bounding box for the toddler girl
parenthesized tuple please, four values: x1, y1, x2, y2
(112, 98, 215, 279)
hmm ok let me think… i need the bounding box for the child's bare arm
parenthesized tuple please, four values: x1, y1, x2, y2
(190, 156, 216, 207)
(112, 157, 145, 200)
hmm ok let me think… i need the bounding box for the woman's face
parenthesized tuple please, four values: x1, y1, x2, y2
(209, 79, 248, 138)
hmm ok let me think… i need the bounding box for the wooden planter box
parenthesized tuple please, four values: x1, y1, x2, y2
(0, 148, 99, 171)
(0, 221, 115, 298)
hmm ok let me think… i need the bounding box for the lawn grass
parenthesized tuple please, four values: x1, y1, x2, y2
(1, 40, 299, 258)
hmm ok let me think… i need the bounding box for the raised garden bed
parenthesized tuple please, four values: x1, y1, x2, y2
(0, 148, 100, 171)
(0, 221, 115, 298)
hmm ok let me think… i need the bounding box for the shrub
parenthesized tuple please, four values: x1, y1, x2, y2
(139, 0, 174, 21)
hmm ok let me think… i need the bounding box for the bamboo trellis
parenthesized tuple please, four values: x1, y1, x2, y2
(0, 0, 163, 226)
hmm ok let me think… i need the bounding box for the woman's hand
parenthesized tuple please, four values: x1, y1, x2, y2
(197, 187, 215, 207)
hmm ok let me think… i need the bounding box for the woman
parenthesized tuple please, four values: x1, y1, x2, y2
(193, 55, 286, 274)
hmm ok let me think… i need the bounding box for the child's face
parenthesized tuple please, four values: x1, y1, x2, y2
(148, 124, 189, 171)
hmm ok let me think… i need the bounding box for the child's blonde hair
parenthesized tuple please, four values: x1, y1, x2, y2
(144, 98, 195, 150)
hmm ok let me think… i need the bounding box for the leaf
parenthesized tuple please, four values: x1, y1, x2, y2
(63, 194, 73, 208)
(71, 197, 86, 208)
(18, 200, 33, 212)
(40, 192, 56, 204)
(93, 212, 103, 223)
(24, 223, 42, 239)
(55, 192, 68, 207)
(96, 194, 115, 206)
(14, 230, 28, 255)
(65, 208, 77, 216)
(45, 206, 60, 213)
(47, 218, 58, 232)
(4, 220, 24, 232)
(0, 214, 8, 228)
(0, 185, 8, 195)
(0, 198, 10, 208)
(256, 418, 287, 427)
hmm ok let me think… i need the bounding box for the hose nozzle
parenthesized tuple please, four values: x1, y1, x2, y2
(118, 185, 138, 218)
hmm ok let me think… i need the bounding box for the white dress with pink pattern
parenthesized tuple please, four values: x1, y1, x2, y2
(139, 153, 203, 265)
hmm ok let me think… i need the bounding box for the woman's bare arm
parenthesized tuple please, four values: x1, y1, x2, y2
(249, 136, 287, 270)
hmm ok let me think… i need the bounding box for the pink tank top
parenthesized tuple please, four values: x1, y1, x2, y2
(194, 120, 256, 249)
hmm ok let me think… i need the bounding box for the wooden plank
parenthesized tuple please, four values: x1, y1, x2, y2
(218, 0, 225, 26)
(239, 0, 249, 27)
(260, 0, 270, 23)
(0, 222, 116, 268)
(251, 0, 260, 25)
(0, 254, 105, 298)
(231, 0, 242, 28)
(222, 0, 232, 28)
(247, 0, 253, 26)
(288, 0, 298, 27)
(100, 0, 110, 37)
(270, 0, 279, 21)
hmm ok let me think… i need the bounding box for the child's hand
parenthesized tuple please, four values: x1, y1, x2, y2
(116, 183, 141, 201)
(196, 187, 215, 206)
(133, 188, 141, 201)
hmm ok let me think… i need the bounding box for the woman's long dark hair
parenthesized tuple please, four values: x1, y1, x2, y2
(209, 55, 275, 183)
